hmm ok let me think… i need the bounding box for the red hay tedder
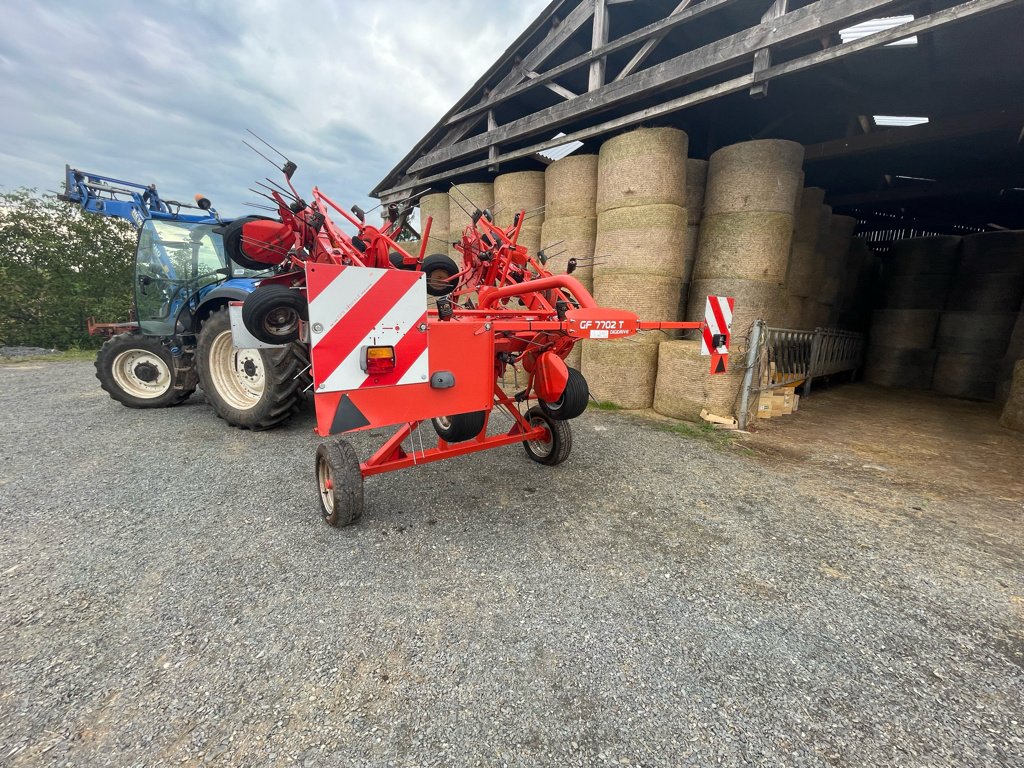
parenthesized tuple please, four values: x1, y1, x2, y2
(227, 158, 734, 527)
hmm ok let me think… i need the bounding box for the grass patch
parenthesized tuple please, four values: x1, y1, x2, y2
(0, 348, 96, 364)
(588, 400, 620, 411)
(654, 418, 740, 451)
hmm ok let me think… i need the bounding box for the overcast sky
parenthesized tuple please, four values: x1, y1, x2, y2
(0, 0, 547, 217)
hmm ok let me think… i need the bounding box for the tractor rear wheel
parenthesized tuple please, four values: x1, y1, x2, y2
(196, 307, 303, 430)
(522, 406, 572, 466)
(539, 367, 589, 421)
(431, 411, 487, 443)
(95, 333, 195, 409)
(242, 284, 307, 345)
(316, 439, 364, 527)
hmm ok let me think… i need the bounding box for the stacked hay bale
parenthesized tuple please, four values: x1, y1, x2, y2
(934, 231, 1024, 400)
(678, 159, 708, 319)
(837, 238, 878, 332)
(997, 308, 1024, 405)
(540, 154, 599, 370)
(584, 127, 688, 409)
(864, 236, 959, 389)
(783, 187, 828, 327)
(418, 192, 450, 256)
(653, 139, 802, 420)
(447, 182, 493, 260)
(1000, 359, 1024, 431)
(494, 170, 545, 258)
(815, 214, 859, 327)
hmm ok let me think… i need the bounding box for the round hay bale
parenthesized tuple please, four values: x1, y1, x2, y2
(869, 309, 939, 350)
(885, 236, 961, 276)
(935, 311, 1016, 356)
(653, 340, 744, 421)
(494, 171, 545, 229)
(820, 215, 858, 280)
(995, 311, 1024, 404)
(594, 271, 682, 322)
(394, 240, 421, 260)
(448, 183, 494, 258)
(692, 211, 794, 283)
(582, 335, 665, 409)
(703, 139, 804, 216)
(540, 216, 597, 292)
(864, 346, 936, 389)
(820, 276, 843, 306)
(686, 278, 788, 332)
(1000, 359, 1024, 430)
(597, 128, 688, 213)
(958, 231, 1024, 275)
(945, 272, 1024, 312)
(565, 342, 583, 371)
(786, 241, 822, 298)
(882, 274, 953, 310)
(803, 301, 835, 330)
(594, 204, 688, 278)
(545, 154, 598, 219)
(419, 193, 450, 235)
(515, 226, 543, 261)
(933, 352, 999, 401)
(685, 159, 708, 224)
(681, 224, 700, 286)
(792, 188, 827, 241)
(783, 295, 807, 328)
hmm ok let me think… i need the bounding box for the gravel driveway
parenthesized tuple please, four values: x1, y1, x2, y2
(1, 361, 1022, 766)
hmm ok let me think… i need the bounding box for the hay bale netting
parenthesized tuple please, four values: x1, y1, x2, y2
(540, 216, 597, 292)
(595, 272, 682, 322)
(594, 204, 688, 279)
(419, 192, 450, 244)
(545, 154, 598, 219)
(686, 278, 788, 333)
(869, 309, 940, 349)
(945, 272, 1024, 312)
(692, 211, 794, 283)
(597, 128, 687, 213)
(934, 311, 1017, 356)
(1000, 359, 1024, 431)
(685, 159, 708, 225)
(864, 347, 937, 389)
(882, 274, 954, 310)
(932, 353, 1001, 401)
(493, 171, 545, 230)
(448, 183, 493, 259)
(885, 236, 961, 276)
(958, 230, 1024, 275)
(703, 139, 804, 216)
(654, 340, 744, 421)
(582, 335, 665, 409)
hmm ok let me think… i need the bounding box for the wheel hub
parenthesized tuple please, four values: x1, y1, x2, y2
(133, 361, 159, 383)
(242, 358, 258, 378)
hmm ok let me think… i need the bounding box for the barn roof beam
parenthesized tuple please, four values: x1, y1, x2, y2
(378, 0, 1018, 201)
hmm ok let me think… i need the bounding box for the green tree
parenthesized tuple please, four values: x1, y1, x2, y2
(0, 189, 135, 349)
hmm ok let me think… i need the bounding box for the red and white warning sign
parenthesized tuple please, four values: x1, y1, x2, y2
(306, 264, 429, 393)
(701, 295, 734, 375)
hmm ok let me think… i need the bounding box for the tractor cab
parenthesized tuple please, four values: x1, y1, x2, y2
(134, 219, 254, 335)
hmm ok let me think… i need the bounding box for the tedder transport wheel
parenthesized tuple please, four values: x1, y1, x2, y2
(95, 333, 195, 409)
(196, 307, 303, 430)
(242, 284, 308, 345)
(432, 411, 487, 443)
(421, 254, 459, 297)
(539, 367, 589, 421)
(522, 406, 572, 466)
(316, 439, 364, 527)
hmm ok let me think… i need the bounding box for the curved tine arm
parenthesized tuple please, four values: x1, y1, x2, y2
(477, 274, 597, 310)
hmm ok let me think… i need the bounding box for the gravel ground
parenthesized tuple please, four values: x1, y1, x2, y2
(1, 361, 1022, 767)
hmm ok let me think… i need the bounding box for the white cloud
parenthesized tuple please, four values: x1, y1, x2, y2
(0, 0, 547, 215)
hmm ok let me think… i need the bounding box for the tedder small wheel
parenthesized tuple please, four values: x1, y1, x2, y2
(421, 253, 459, 296)
(221, 215, 272, 271)
(241, 284, 308, 345)
(522, 406, 572, 466)
(431, 411, 487, 443)
(539, 367, 589, 421)
(95, 333, 194, 409)
(315, 439, 364, 527)
(389, 251, 415, 270)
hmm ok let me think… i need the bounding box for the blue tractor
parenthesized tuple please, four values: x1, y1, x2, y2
(60, 166, 307, 429)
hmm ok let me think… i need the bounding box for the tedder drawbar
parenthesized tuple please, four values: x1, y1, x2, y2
(271, 197, 735, 526)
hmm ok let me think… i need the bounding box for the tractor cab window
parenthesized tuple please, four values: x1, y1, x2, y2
(135, 220, 228, 333)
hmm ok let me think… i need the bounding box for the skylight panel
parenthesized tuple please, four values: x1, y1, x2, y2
(840, 15, 917, 47)
(873, 116, 929, 127)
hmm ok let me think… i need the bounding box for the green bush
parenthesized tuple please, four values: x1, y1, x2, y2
(0, 189, 135, 349)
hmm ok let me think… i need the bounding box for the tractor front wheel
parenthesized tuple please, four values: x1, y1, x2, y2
(522, 406, 572, 466)
(196, 307, 303, 430)
(95, 333, 195, 409)
(316, 439, 364, 527)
